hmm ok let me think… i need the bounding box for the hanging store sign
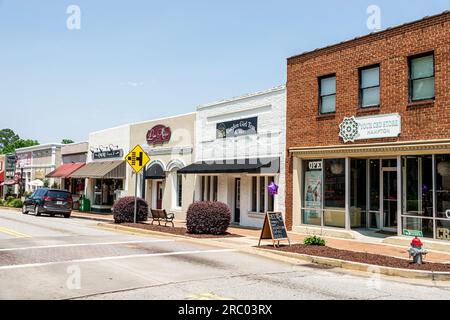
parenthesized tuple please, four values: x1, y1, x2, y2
(216, 117, 258, 139)
(339, 113, 401, 143)
(147, 125, 172, 145)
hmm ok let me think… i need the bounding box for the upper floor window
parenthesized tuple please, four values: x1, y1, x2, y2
(359, 65, 380, 108)
(409, 53, 435, 102)
(319, 75, 336, 114)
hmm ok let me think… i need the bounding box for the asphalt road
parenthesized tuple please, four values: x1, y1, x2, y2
(0, 209, 449, 300)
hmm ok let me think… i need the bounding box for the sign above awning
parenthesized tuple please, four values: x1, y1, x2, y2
(46, 163, 85, 178)
(178, 158, 279, 174)
(70, 161, 126, 179)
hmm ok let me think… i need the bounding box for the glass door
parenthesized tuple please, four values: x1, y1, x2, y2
(382, 167, 398, 231)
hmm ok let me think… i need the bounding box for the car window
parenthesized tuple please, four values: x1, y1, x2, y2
(47, 191, 71, 199)
(34, 189, 44, 197)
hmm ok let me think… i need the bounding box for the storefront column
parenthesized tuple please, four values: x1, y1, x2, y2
(397, 156, 402, 236)
(345, 157, 351, 230)
(292, 156, 302, 227)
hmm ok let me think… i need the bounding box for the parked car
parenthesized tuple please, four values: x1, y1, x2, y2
(22, 188, 73, 218)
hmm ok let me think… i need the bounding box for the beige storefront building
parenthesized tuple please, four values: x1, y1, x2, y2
(129, 113, 196, 220)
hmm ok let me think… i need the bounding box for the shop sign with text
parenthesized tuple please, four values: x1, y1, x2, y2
(92, 147, 123, 160)
(147, 125, 172, 145)
(216, 117, 258, 139)
(339, 113, 401, 143)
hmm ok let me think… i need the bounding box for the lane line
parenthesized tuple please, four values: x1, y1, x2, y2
(0, 239, 176, 252)
(0, 249, 238, 271)
(0, 226, 31, 238)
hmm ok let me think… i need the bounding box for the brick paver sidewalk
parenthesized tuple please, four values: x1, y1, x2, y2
(72, 211, 450, 264)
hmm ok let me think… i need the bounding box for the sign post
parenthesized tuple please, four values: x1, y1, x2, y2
(258, 212, 290, 248)
(125, 145, 150, 224)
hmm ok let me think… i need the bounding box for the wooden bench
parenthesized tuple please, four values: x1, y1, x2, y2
(150, 209, 175, 227)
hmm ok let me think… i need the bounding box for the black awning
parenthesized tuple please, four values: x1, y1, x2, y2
(178, 158, 279, 174)
(145, 163, 166, 179)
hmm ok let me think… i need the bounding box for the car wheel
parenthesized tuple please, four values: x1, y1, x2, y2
(22, 206, 28, 214)
(63, 213, 71, 219)
(35, 206, 41, 216)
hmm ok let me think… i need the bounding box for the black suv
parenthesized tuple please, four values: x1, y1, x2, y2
(22, 188, 73, 218)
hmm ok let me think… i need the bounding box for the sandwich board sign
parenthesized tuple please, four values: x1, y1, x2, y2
(258, 212, 291, 248)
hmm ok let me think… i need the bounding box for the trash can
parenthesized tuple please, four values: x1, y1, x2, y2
(79, 197, 91, 212)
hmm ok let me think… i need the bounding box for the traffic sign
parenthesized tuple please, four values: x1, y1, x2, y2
(125, 145, 150, 173)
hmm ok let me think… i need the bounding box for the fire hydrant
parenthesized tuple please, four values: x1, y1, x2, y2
(408, 237, 427, 264)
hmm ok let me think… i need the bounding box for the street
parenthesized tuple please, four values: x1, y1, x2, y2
(0, 209, 449, 300)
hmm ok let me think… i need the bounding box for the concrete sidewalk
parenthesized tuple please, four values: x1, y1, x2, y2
(72, 211, 450, 264)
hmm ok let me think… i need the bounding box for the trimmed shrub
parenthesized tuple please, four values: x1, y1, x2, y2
(113, 197, 148, 224)
(10, 199, 23, 208)
(186, 201, 231, 235)
(0, 199, 4, 206)
(304, 235, 326, 246)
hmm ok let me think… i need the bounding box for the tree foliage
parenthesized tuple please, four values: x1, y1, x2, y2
(61, 139, 75, 144)
(0, 129, 19, 151)
(1, 139, 39, 154)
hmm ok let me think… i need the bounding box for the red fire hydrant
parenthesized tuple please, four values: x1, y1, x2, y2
(408, 237, 427, 264)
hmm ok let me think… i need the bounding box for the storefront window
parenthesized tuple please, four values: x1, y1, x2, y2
(94, 179, 123, 206)
(268, 177, 275, 212)
(436, 155, 450, 219)
(251, 176, 275, 213)
(402, 217, 434, 238)
(302, 160, 322, 226)
(323, 159, 346, 228)
(436, 219, 450, 241)
(402, 156, 433, 217)
(201, 176, 218, 202)
(176, 174, 182, 207)
(251, 177, 257, 212)
(350, 159, 367, 228)
(259, 177, 265, 213)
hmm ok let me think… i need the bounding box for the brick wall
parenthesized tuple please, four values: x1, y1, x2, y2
(285, 12, 450, 229)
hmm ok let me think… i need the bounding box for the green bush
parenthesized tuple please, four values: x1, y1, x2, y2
(304, 235, 326, 246)
(0, 199, 4, 206)
(9, 199, 23, 208)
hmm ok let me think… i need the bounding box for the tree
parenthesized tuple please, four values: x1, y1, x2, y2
(2, 139, 39, 154)
(0, 129, 20, 151)
(61, 139, 75, 144)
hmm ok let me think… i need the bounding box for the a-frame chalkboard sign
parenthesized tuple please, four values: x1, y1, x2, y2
(258, 212, 291, 248)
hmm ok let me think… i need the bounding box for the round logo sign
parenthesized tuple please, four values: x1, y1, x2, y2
(147, 125, 171, 145)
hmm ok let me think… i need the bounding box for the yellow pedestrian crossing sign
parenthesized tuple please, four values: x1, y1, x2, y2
(125, 145, 150, 173)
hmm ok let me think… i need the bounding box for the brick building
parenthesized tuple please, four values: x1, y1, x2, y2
(286, 11, 450, 242)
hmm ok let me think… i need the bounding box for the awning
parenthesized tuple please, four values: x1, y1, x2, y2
(178, 157, 280, 174)
(28, 179, 44, 187)
(145, 163, 166, 179)
(70, 161, 126, 179)
(0, 180, 18, 186)
(46, 163, 85, 178)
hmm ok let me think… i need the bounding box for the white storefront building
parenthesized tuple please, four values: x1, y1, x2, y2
(180, 86, 286, 228)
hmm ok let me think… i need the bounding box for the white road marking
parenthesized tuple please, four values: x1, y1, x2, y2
(0, 249, 237, 271)
(0, 239, 176, 252)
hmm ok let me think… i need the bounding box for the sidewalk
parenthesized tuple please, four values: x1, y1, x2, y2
(72, 211, 450, 264)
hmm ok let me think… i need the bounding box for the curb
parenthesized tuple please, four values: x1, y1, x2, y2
(72, 214, 113, 223)
(96, 223, 192, 240)
(249, 247, 450, 281)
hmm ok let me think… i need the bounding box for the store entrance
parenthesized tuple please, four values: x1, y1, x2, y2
(351, 158, 398, 233)
(382, 167, 398, 232)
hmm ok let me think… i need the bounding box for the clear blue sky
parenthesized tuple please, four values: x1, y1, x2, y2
(0, 0, 448, 143)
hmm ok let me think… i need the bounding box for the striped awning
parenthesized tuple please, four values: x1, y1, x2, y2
(70, 161, 126, 179)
